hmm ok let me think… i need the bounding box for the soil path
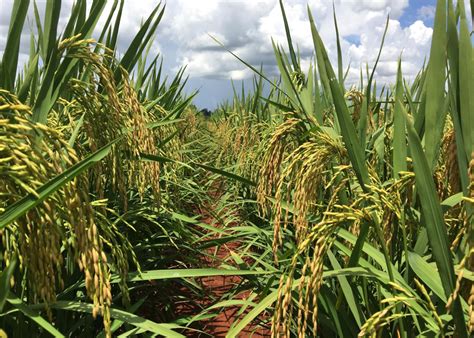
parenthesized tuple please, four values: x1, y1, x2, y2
(191, 188, 271, 337)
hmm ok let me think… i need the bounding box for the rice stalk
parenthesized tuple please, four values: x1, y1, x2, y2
(0, 90, 112, 336)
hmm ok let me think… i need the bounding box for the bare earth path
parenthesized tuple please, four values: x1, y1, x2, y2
(191, 187, 271, 337)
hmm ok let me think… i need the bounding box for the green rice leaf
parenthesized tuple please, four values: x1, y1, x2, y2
(7, 293, 65, 337)
(404, 106, 468, 336)
(424, 0, 447, 170)
(46, 301, 184, 337)
(393, 59, 407, 177)
(1, 0, 30, 91)
(308, 6, 369, 189)
(226, 289, 278, 338)
(0, 257, 17, 312)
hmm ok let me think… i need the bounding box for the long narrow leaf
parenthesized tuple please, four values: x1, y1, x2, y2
(404, 106, 468, 336)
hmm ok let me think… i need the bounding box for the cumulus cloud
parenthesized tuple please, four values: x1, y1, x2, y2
(157, 0, 431, 86)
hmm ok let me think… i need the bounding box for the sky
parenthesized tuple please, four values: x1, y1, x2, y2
(0, 0, 470, 109)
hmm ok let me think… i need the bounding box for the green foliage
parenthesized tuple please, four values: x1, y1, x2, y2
(201, 0, 473, 336)
(1, 0, 472, 337)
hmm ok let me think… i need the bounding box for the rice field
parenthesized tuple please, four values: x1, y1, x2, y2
(0, 0, 473, 337)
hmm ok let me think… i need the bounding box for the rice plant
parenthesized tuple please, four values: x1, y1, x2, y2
(202, 1, 473, 337)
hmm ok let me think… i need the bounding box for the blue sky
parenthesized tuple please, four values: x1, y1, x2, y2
(400, 0, 437, 26)
(1, 0, 469, 109)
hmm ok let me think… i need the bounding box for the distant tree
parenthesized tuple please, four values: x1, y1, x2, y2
(200, 108, 212, 117)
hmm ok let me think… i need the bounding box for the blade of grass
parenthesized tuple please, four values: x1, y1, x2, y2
(308, 5, 369, 189)
(39, 301, 184, 337)
(404, 105, 468, 337)
(327, 250, 362, 327)
(1, 0, 30, 91)
(113, 268, 271, 284)
(358, 16, 389, 147)
(332, 3, 344, 90)
(7, 292, 65, 337)
(278, 0, 299, 72)
(0, 257, 17, 312)
(226, 289, 278, 338)
(393, 58, 407, 177)
(458, 0, 473, 159)
(424, 0, 447, 171)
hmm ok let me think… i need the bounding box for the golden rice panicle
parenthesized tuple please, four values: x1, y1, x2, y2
(270, 132, 352, 336)
(215, 120, 231, 167)
(373, 172, 414, 251)
(121, 68, 161, 200)
(440, 128, 465, 251)
(65, 38, 166, 206)
(242, 122, 268, 179)
(446, 251, 467, 314)
(0, 91, 67, 306)
(66, 40, 127, 206)
(256, 117, 302, 221)
(344, 88, 364, 124)
(148, 103, 183, 189)
(270, 160, 412, 337)
(290, 70, 305, 93)
(234, 120, 258, 171)
(414, 279, 444, 330)
(65, 184, 112, 335)
(344, 87, 378, 132)
(271, 131, 345, 258)
(272, 220, 340, 337)
(0, 91, 112, 335)
(442, 129, 461, 194)
(358, 302, 401, 337)
(306, 234, 333, 336)
(272, 257, 296, 337)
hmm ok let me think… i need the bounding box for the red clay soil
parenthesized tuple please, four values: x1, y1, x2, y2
(190, 206, 271, 337)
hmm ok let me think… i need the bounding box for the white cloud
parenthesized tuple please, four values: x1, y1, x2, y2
(408, 20, 433, 45)
(156, 0, 429, 86)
